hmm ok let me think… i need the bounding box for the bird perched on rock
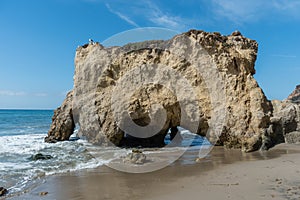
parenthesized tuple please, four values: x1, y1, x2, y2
(89, 38, 94, 45)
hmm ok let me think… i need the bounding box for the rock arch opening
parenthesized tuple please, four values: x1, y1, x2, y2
(164, 126, 211, 147)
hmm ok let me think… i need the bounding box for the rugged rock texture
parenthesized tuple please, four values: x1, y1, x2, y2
(287, 85, 300, 103)
(271, 100, 300, 144)
(45, 91, 75, 143)
(46, 30, 279, 152)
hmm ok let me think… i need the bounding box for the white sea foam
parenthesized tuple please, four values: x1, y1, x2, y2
(0, 134, 47, 154)
(0, 133, 115, 194)
(0, 126, 210, 195)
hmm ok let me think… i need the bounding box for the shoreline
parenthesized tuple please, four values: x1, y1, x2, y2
(6, 143, 300, 200)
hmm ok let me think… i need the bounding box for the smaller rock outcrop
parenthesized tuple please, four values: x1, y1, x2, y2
(45, 91, 75, 143)
(287, 85, 300, 103)
(270, 100, 300, 144)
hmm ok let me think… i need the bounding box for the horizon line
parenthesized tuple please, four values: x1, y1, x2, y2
(0, 108, 54, 110)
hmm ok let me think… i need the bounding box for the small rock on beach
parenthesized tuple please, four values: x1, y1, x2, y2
(0, 187, 8, 197)
(39, 191, 49, 196)
(123, 149, 147, 164)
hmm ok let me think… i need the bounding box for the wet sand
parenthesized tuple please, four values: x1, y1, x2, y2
(7, 144, 300, 200)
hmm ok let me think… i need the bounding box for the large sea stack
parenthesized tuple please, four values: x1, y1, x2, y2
(45, 30, 299, 152)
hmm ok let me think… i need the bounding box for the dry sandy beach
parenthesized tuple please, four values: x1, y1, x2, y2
(7, 144, 300, 200)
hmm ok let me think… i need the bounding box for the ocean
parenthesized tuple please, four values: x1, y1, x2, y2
(0, 109, 210, 196)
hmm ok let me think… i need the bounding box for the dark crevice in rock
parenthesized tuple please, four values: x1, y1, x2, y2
(119, 132, 166, 148)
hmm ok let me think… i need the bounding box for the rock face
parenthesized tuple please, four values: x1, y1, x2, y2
(287, 85, 300, 103)
(271, 100, 300, 144)
(46, 30, 281, 152)
(45, 91, 75, 143)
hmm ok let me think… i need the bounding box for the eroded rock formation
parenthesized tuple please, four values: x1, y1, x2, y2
(45, 91, 75, 143)
(46, 30, 288, 152)
(266, 84, 300, 144)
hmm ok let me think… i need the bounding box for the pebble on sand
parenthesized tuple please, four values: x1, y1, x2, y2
(40, 191, 49, 196)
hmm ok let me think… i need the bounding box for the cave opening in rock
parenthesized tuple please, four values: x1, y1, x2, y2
(69, 123, 81, 141)
(120, 125, 211, 148)
(164, 126, 211, 147)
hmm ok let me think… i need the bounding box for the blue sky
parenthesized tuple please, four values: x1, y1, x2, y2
(0, 0, 299, 109)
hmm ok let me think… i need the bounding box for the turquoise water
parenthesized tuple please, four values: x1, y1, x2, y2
(0, 109, 53, 137)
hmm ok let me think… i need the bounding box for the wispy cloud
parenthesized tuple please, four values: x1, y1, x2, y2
(212, 0, 267, 24)
(0, 90, 26, 96)
(211, 0, 300, 24)
(101, 0, 189, 31)
(85, 0, 300, 29)
(105, 3, 139, 27)
(272, 0, 300, 11)
(0, 91, 51, 97)
(142, 0, 186, 30)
